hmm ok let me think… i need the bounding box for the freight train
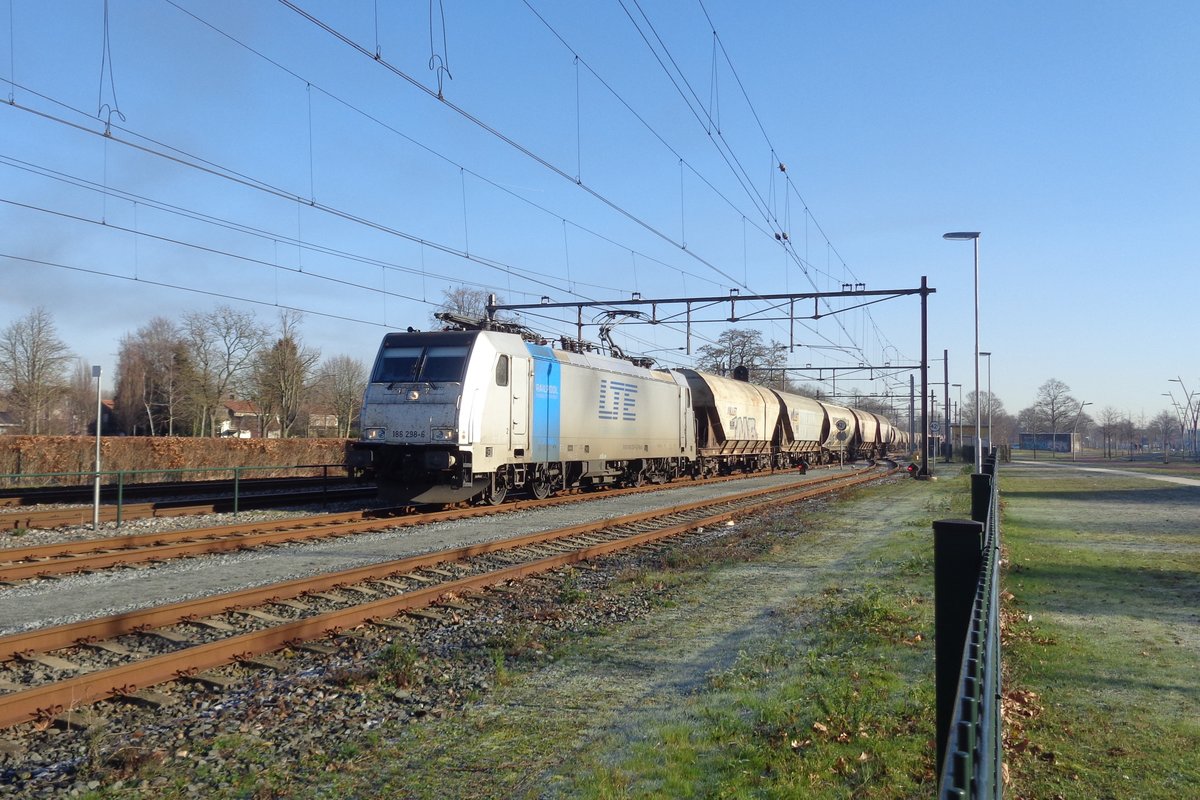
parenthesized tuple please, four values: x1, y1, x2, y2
(348, 318, 906, 505)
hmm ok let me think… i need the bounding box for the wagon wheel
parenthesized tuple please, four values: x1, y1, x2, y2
(626, 468, 645, 488)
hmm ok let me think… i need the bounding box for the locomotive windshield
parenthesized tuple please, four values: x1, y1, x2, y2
(371, 332, 476, 384)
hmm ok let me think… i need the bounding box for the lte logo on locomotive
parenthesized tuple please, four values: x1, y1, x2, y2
(598, 380, 638, 421)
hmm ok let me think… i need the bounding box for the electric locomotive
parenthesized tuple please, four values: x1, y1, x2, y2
(349, 320, 696, 505)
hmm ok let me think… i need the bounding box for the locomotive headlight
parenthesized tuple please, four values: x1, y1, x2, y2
(431, 427, 458, 442)
(364, 427, 386, 441)
(407, 389, 420, 401)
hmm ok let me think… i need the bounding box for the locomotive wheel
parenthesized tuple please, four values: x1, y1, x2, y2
(481, 480, 507, 506)
(529, 465, 553, 500)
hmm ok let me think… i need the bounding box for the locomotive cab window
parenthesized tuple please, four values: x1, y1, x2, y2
(375, 347, 422, 383)
(422, 346, 469, 382)
(495, 355, 509, 386)
(371, 333, 474, 384)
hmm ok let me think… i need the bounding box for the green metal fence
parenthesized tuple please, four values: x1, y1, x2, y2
(0, 463, 353, 524)
(935, 454, 1003, 799)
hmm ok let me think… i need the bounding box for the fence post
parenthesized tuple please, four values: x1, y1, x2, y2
(933, 517, 984, 776)
(970, 473, 992, 523)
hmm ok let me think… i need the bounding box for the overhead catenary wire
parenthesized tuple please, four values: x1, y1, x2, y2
(159, 0, 733, 298)
(521, 0, 877, 363)
(1, 90, 574, 296)
(6, 4, 905, 386)
(172, 0, 843, 353)
(617, 0, 870, 355)
(276, 0, 748, 292)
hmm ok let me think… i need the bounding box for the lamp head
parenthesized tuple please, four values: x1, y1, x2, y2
(943, 231, 981, 240)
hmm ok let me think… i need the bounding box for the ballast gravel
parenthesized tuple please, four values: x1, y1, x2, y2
(0, 470, 847, 636)
(0, 467, 870, 797)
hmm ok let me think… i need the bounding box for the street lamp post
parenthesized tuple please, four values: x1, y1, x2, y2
(92, 365, 102, 531)
(1191, 393, 1200, 460)
(1169, 378, 1198, 460)
(979, 351, 992, 455)
(1071, 401, 1092, 462)
(952, 383, 962, 455)
(944, 231, 982, 472)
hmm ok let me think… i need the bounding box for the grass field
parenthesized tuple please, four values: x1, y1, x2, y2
(71, 461, 1199, 798)
(999, 462, 1200, 799)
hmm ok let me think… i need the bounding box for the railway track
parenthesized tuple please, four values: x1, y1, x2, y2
(0, 461, 895, 730)
(0, 484, 376, 531)
(0, 474, 357, 509)
(0, 464, 836, 583)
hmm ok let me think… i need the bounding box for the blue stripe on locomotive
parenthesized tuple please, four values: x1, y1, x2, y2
(526, 344, 561, 462)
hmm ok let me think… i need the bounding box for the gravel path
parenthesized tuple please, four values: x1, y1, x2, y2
(1013, 458, 1200, 487)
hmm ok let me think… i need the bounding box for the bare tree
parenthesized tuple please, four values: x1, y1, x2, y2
(966, 389, 1014, 446)
(431, 285, 511, 326)
(1117, 415, 1137, 459)
(183, 305, 267, 437)
(115, 317, 189, 436)
(1096, 406, 1122, 458)
(990, 410, 1018, 448)
(965, 389, 1005, 422)
(65, 359, 97, 434)
(250, 310, 321, 437)
(1032, 378, 1079, 436)
(1149, 409, 1177, 456)
(312, 354, 368, 438)
(695, 328, 789, 388)
(0, 307, 73, 434)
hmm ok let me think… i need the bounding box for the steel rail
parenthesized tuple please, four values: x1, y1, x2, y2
(0, 463, 891, 729)
(0, 486, 376, 531)
(0, 465, 879, 659)
(0, 465, 836, 582)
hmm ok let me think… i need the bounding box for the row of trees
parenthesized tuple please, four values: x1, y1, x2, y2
(3, 295, 1183, 452)
(1017, 378, 1183, 456)
(1, 306, 367, 438)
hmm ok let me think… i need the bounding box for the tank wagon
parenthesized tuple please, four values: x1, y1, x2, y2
(350, 323, 902, 505)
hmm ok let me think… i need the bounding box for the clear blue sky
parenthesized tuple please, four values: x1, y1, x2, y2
(3, 1, 1198, 424)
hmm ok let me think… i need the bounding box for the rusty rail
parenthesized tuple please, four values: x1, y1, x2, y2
(0, 463, 893, 728)
(0, 465, 848, 582)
